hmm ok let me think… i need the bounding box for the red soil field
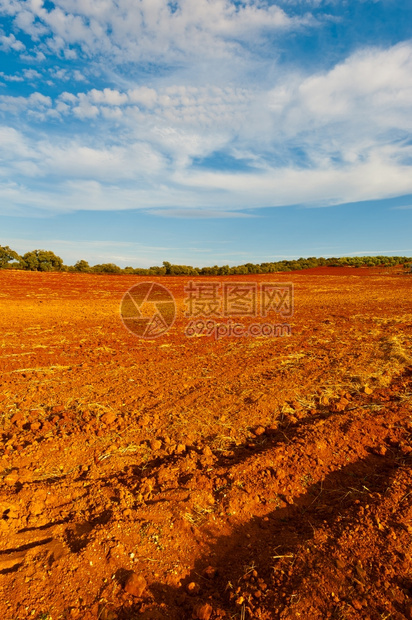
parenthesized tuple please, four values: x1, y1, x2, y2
(0, 269, 412, 620)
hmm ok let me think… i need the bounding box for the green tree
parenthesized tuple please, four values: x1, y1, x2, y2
(0, 245, 22, 268)
(22, 249, 63, 271)
(92, 263, 122, 274)
(148, 265, 166, 275)
(74, 260, 91, 273)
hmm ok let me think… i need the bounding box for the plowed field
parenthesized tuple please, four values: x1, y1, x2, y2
(1, 268, 412, 620)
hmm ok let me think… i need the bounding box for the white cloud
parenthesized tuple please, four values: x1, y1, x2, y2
(19, 50, 46, 62)
(0, 71, 24, 81)
(0, 0, 310, 65)
(23, 68, 41, 79)
(149, 208, 256, 218)
(101, 106, 123, 119)
(64, 47, 77, 59)
(0, 126, 34, 159)
(14, 8, 48, 39)
(0, 31, 25, 51)
(89, 87, 128, 105)
(29, 92, 52, 106)
(73, 69, 86, 81)
(0, 91, 52, 114)
(128, 87, 157, 107)
(72, 93, 99, 118)
(175, 151, 412, 207)
(296, 43, 412, 129)
(59, 91, 78, 103)
(49, 67, 68, 80)
(0, 37, 412, 216)
(38, 140, 165, 180)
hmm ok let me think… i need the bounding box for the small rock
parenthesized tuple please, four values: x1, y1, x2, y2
(192, 602, 213, 620)
(253, 426, 266, 436)
(10, 412, 23, 426)
(101, 412, 117, 426)
(202, 446, 213, 457)
(150, 439, 162, 451)
(364, 386, 373, 395)
(30, 422, 41, 431)
(175, 443, 186, 455)
(124, 572, 147, 597)
(187, 581, 200, 595)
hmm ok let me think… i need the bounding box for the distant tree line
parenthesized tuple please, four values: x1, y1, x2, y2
(0, 245, 411, 275)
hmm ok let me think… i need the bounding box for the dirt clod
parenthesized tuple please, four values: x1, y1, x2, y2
(101, 412, 117, 425)
(187, 581, 200, 595)
(150, 439, 162, 451)
(175, 443, 186, 455)
(124, 572, 147, 598)
(253, 426, 266, 436)
(192, 602, 213, 619)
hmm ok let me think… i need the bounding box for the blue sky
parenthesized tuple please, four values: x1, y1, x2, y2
(0, 0, 412, 267)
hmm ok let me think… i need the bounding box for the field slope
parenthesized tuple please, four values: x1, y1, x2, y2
(0, 269, 411, 620)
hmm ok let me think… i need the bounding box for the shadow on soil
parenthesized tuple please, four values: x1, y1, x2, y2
(91, 369, 411, 618)
(111, 440, 412, 620)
